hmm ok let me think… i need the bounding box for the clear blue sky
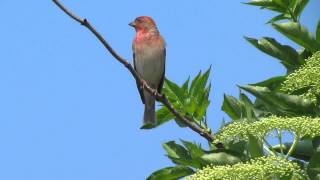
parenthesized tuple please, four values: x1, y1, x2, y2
(0, 0, 319, 179)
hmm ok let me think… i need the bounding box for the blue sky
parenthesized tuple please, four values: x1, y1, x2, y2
(0, 0, 319, 179)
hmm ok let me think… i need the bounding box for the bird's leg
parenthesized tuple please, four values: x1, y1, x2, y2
(140, 79, 147, 90)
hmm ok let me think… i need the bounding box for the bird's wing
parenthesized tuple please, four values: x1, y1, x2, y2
(133, 51, 145, 104)
(157, 47, 166, 93)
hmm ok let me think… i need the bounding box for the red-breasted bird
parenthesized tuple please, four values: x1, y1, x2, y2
(129, 16, 166, 127)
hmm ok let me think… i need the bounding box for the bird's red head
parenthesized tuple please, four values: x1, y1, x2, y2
(129, 16, 158, 32)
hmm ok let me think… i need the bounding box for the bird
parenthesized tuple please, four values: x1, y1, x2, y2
(129, 16, 166, 128)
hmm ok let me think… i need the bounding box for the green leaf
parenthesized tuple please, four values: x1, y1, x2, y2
(298, 48, 312, 63)
(239, 93, 256, 121)
(250, 76, 286, 91)
(273, 0, 291, 9)
(244, 0, 286, 13)
(190, 71, 202, 94)
(225, 140, 247, 155)
(245, 0, 276, 7)
(181, 77, 190, 95)
(247, 134, 264, 158)
(162, 141, 191, 166)
(163, 141, 190, 159)
(292, 0, 309, 18)
(273, 138, 314, 161)
(245, 36, 300, 71)
(200, 149, 243, 165)
(194, 83, 211, 120)
(272, 22, 320, 52)
(190, 66, 211, 98)
(180, 139, 205, 158)
(221, 94, 244, 120)
(180, 139, 206, 168)
(164, 78, 184, 105)
(316, 20, 320, 42)
(307, 151, 320, 179)
(267, 13, 291, 24)
(147, 166, 194, 180)
(239, 85, 316, 116)
(312, 136, 320, 152)
(194, 98, 210, 121)
(184, 97, 197, 115)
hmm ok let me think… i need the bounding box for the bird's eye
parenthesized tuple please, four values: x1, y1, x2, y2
(136, 18, 142, 23)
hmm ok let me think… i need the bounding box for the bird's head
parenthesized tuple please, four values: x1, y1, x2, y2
(129, 16, 158, 32)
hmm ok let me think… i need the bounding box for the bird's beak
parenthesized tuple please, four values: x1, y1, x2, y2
(129, 21, 136, 27)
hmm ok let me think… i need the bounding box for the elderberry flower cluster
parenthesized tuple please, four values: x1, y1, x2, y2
(186, 156, 308, 180)
(214, 116, 320, 143)
(281, 51, 320, 102)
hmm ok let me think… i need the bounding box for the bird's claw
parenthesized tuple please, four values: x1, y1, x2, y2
(151, 89, 158, 96)
(140, 80, 147, 89)
(140, 80, 158, 96)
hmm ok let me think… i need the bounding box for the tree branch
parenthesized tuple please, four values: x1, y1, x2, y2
(52, 0, 222, 148)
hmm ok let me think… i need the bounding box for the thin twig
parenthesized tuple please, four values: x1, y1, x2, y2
(285, 132, 300, 159)
(52, 0, 222, 148)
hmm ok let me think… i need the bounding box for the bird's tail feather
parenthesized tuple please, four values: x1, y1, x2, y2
(142, 91, 156, 128)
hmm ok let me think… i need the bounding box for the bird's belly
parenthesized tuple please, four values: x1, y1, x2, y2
(135, 50, 164, 87)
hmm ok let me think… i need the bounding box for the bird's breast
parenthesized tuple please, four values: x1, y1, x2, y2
(134, 42, 165, 87)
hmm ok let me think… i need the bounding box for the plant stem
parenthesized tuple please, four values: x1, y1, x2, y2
(285, 132, 300, 159)
(277, 130, 284, 155)
(263, 138, 277, 156)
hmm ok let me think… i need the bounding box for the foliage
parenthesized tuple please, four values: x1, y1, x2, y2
(147, 0, 320, 179)
(146, 139, 244, 180)
(144, 67, 212, 130)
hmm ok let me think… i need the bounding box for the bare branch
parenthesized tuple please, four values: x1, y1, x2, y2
(52, 0, 222, 148)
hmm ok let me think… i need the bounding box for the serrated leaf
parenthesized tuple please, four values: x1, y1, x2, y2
(164, 78, 184, 105)
(162, 141, 191, 166)
(163, 141, 190, 159)
(200, 149, 242, 165)
(245, 36, 300, 71)
(194, 99, 210, 120)
(267, 13, 291, 23)
(147, 166, 194, 180)
(244, 0, 286, 13)
(250, 76, 286, 91)
(180, 139, 206, 168)
(273, 0, 291, 9)
(222, 94, 244, 120)
(272, 22, 320, 52)
(190, 66, 211, 98)
(180, 139, 205, 158)
(184, 97, 197, 115)
(239, 93, 256, 121)
(292, 0, 309, 18)
(239, 85, 316, 116)
(181, 77, 190, 95)
(190, 71, 201, 93)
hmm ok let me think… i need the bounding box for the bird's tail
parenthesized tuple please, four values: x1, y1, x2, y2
(142, 91, 156, 128)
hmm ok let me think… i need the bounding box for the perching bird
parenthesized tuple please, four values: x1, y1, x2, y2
(129, 16, 166, 127)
